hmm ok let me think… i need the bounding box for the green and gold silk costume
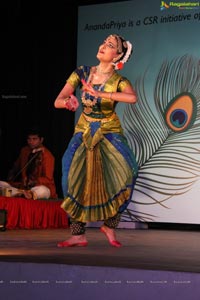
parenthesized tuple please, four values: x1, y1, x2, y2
(61, 65, 138, 222)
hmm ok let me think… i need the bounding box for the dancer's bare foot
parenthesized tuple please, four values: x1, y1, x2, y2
(100, 225, 122, 247)
(57, 234, 88, 247)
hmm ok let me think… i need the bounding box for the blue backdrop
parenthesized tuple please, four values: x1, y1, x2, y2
(76, 0, 200, 224)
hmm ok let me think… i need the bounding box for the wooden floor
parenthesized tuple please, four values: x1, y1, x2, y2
(1, 227, 200, 273)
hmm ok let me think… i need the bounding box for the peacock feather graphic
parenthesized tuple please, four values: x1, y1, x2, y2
(122, 55, 200, 222)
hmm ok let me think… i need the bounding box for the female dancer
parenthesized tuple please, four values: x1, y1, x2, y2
(54, 34, 138, 247)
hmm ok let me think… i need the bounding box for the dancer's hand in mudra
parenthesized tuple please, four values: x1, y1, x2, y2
(81, 79, 98, 98)
(65, 94, 79, 111)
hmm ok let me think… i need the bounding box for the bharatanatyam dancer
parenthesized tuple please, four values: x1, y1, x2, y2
(54, 34, 138, 247)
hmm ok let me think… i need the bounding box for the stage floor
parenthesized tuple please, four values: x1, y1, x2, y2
(1, 227, 200, 273)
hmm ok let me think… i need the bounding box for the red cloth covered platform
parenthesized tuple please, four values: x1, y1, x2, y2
(0, 196, 68, 229)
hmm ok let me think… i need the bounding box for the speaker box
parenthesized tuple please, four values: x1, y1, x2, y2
(0, 209, 7, 231)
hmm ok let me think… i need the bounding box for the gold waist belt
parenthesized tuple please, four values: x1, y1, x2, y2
(83, 113, 116, 124)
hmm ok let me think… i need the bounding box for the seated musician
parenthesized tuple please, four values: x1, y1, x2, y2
(0, 128, 57, 200)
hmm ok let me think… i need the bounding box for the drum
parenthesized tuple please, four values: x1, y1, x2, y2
(0, 187, 12, 197)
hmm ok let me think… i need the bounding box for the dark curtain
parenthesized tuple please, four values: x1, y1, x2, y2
(0, 0, 126, 197)
(0, 0, 78, 197)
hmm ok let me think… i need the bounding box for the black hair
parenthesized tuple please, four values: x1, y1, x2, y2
(26, 126, 44, 138)
(118, 35, 133, 62)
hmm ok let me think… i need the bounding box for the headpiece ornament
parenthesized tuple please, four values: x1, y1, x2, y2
(113, 40, 133, 70)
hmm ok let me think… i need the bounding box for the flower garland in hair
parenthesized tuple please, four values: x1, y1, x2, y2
(114, 41, 133, 70)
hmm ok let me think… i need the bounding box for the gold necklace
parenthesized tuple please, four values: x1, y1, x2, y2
(81, 67, 113, 115)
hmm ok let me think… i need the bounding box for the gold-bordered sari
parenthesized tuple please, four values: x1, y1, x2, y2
(61, 65, 138, 222)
